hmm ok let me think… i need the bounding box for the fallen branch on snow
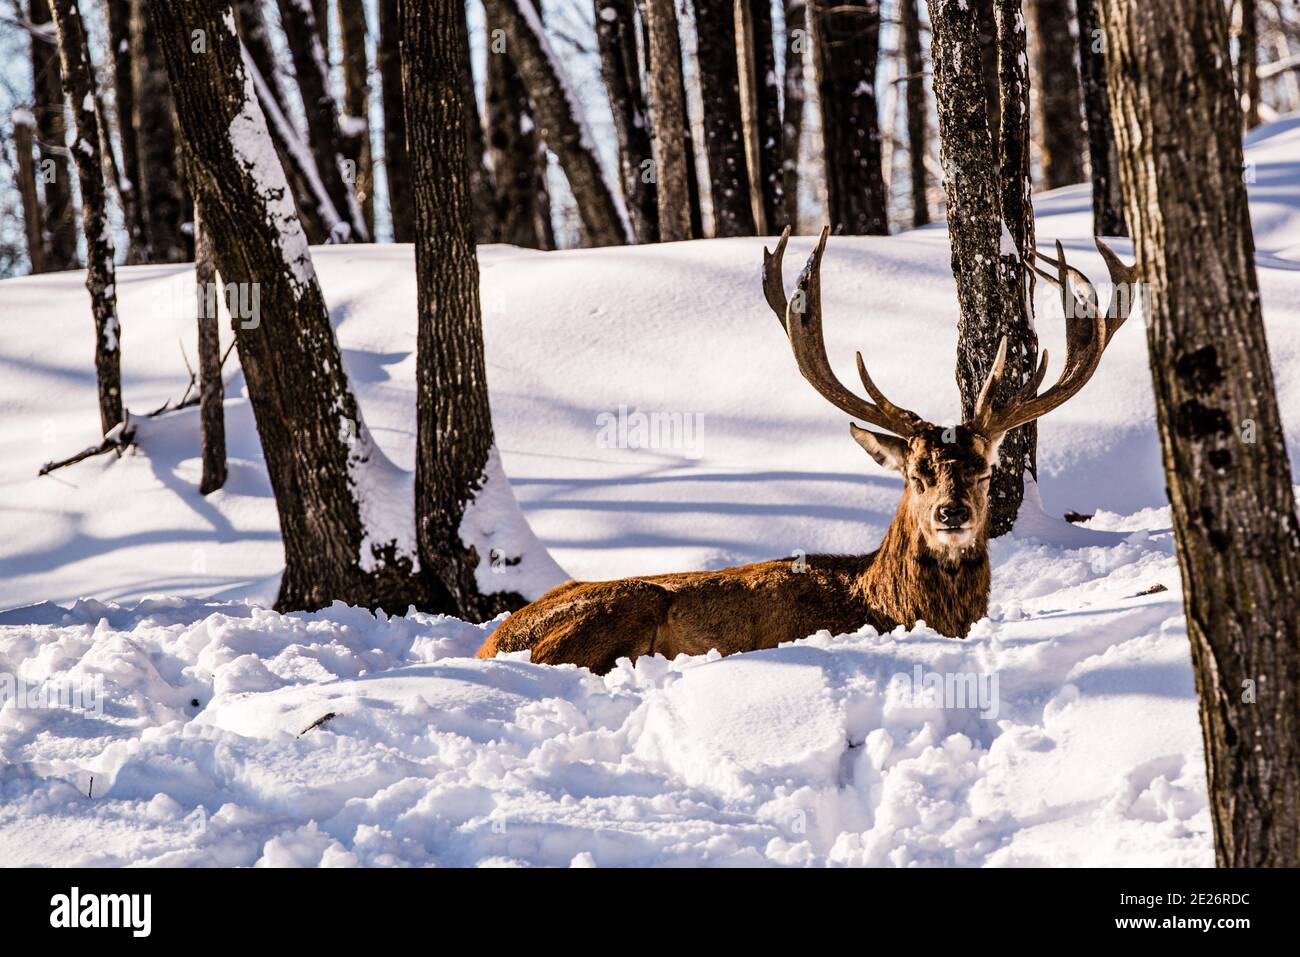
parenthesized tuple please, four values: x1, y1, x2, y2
(38, 414, 136, 476)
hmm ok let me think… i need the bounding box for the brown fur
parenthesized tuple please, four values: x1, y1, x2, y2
(476, 425, 997, 674)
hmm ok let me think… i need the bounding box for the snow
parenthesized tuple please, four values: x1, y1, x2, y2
(2, 116, 1299, 867)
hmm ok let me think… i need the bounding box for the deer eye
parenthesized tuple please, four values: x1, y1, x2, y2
(911, 475, 926, 492)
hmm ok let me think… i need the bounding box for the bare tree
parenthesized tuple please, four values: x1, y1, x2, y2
(276, 0, 370, 241)
(779, 0, 806, 231)
(1026, 0, 1086, 188)
(1098, 0, 1300, 868)
(693, 0, 755, 236)
(595, 0, 658, 242)
(1075, 0, 1126, 235)
(641, 0, 693, 241)
(11, 110, 44, 273)
(481, 0, 628, 246)
(193, 204, 226, 495)
(899, 0, 929, 227)
(130, 0, 189, 262)
(377, 0, 412, 242)
(456, 0, 499, 244)
(337, 0, 375, 234)
(151, 0, 428, 611)
(104, 0, 146, 262)
(1239, 0, 1262, 128)
(812, 0, 888, 235)
(401, 0, 563, 619)
(29, 0, 78, 271)
(742, 0, 784, 232)
(49, 0, 121, 434)
(927, 0, 1038, 536)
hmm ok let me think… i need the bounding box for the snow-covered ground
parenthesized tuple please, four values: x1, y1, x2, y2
(1, 117, 1298, 866)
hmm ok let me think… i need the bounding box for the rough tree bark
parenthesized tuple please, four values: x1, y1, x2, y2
(276, 0, 370, 241)
(779, 0, 806, 231)
(812, 0, 888, 235)
(641, 0, 694, 241)
(485, 8, 554, 249)
(401, 0, 564, 619)
(456, 0, 500, 244)
(692, 0, 755, 236)
(130, 0, 188, 262)
(1075, 0, 1126, 235)
(481, 0, 628, 246)
(1238, 0, 1261, 129)
(12, 111, 44, 274)
(337, 0, 376, 235)
(744, 0, 784, 233)
(1098, 0, 1300, 868)
(29, 0, 78, 272)
(927, 0, 1038, 536)
(151, 0, 428, 612)
(1026, 0, 1086, 188)
(193, 204, 226, 495)
(900, 0, 929, 227)
(595, 0, 658, 243)
(105, 0, 146, 263)
(49, 0, 122, 435)
(974, 0, 1002, 138)
(377, 0, 413, 242)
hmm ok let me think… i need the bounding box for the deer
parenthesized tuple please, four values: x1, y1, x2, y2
(476, 227, 1138, 674)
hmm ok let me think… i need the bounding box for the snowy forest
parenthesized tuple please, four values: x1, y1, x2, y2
(0, 0, 1297, 878)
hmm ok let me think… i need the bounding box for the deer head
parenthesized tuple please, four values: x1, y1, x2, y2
(762, 227, 1137, 559)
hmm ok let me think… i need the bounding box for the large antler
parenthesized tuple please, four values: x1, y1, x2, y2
(763, 226, 925, 436)
(972, 237, 1138, 437)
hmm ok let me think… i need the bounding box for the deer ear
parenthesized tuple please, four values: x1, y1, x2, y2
(850, 424, 909, 471)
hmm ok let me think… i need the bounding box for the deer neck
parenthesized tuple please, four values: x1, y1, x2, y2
(854, 497, 991, 638)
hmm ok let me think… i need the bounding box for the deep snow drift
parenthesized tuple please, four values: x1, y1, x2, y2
(1, 117, 1298, 866)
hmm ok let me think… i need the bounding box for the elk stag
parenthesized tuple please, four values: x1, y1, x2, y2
(476, 228, 1137, 674)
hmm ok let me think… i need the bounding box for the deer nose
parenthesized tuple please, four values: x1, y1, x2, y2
(936, 505, 970, 527)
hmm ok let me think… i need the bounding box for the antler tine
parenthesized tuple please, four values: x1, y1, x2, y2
(782, 227, 924, 436)
(762, 226, 793, 332)
(1032, 239, 1099, 320)
(1095, 237, 1140, 345)
(980, 239, 1136, 437)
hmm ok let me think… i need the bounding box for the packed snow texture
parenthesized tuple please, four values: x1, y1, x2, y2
(2, 117, 1299, 866)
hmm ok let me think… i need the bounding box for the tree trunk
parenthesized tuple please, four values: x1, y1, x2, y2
(974, 0, 1001, 139)
(401, 0, 564, 620)
(29, 0, 78, 272)
(49, 0, 122, 435)
(640, 0, 694, 241)
(276, 0, 370, 241)
(899, 0, 929, 227)
(812, 0, 888, 235)
(130, 0, 189, 262)
(1075, 0, 1126, 235)
(337, 0, 375, 235)
(377, 0, 413, 242)
(456, 0, 499, 244)
(692, 0, 755, 236)
(595, 0, 659, 243)
(235, 0, 289, 116)
(12, 111, 45, 274)
(194, 204, 226, 496)
(151, 0, 428, 613)
(779, 0, 806, 231)
(1238, 0, 1261, 129)
(927, 0, 1037, 537)
(481, 0, 629, 246)
(1026, 0, 1086, 188)
(485, 11, 554, 249)
(744, 0, 784, 233)
(1098, 0, 1300, 868)
(105, 0, 146, 263)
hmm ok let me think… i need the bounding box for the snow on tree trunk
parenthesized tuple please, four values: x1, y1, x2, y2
(275, 0, 369, 242)
(400, 0, 567, 620)
(377, 0, 413, 243)
(812, 0, 888, 235)
(1075, 0, 1127, 236)
(12, 110, 45, 274)
(29, 0, 78, 272)
(1098, 0, 1300, 867)
(481, 0, 630, 247)
(49, 0, 122, 436)
(779, 0, 806, 232)
(927, 0, 1038, 537)
(336, 0, 375, 235)
(640, 0, 695, 242)
(1026, 0, 1086, 189)
(150, 0, 428, 612)
(692, 0, 756, 237)
(193, 203, 226, 495)
(595, 0, 659, 243)
(900, 0, 929, 227)
(130, 0, 189, 262)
